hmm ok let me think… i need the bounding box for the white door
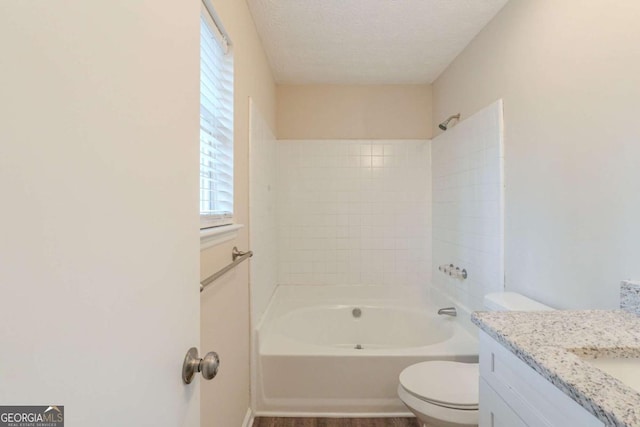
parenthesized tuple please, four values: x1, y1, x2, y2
(0, 1, 201, 426)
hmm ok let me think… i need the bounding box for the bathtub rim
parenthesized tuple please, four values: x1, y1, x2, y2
(258, 285, 478, 357)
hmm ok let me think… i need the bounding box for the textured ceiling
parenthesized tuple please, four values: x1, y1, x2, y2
(247, 0, 509, 84)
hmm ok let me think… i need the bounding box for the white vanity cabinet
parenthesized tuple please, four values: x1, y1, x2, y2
(479, 331, 604, 427)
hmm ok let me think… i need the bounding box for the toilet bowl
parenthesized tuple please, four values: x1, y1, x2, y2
(398, 292, 552, 427)
(398, 361, 478, 427)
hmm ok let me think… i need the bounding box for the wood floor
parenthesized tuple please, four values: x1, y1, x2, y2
(252, 417, 420, 427)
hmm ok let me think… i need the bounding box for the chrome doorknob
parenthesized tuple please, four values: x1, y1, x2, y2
(182, 347, 220, 384)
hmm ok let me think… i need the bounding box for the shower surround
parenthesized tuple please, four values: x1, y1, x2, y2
(431, 100, 505, 317)
(277, 139, 431, 288)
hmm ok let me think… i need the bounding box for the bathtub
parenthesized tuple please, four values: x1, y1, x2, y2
(255, 285, 478, 416)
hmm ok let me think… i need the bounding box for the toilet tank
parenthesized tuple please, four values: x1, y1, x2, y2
(484, 292, 553, 311)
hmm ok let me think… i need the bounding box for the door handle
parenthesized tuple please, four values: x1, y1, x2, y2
(182, 347, 220, 384)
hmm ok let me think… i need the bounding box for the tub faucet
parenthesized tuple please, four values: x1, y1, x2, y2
(438, 307, 457, 317)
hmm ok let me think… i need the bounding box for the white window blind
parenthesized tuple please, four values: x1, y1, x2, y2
(200, 5, 234, 229)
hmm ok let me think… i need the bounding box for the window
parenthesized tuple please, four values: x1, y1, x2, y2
(200, 2, 234, 229)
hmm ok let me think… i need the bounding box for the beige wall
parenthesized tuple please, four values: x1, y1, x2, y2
(200, 0, 276, 426)
(277, 84, 432, 139)
(433, 0, 640, 309)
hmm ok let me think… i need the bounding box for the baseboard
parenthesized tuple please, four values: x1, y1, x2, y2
(253, 411, 413, 418)
(242, 408, 254, 427)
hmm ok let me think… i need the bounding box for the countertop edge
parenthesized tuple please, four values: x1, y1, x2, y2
(471, 311, 634, 427)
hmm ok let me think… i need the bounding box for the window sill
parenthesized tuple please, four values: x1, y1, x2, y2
(200, 224, 244, 251)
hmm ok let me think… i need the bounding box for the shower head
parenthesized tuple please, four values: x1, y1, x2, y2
(438, 114, 461, 131)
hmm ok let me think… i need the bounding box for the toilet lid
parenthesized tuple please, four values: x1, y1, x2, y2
(399, 361, 479, 410)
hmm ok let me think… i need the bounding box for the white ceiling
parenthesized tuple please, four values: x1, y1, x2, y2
(247, 0, 509, 84)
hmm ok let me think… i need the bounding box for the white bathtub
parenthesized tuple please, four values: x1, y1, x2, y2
(255, 285, 478, 416)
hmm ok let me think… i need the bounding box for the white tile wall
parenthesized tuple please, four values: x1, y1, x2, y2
(431, 100, 504, 313)
(249, 101, 278, 324)
(277, 140, 431, 287)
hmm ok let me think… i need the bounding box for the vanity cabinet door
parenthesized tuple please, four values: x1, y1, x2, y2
(479, 379, 528, 427)
(479, 331, 604, 427)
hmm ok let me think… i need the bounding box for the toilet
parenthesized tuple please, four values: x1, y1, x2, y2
(397, 292, 552, 427)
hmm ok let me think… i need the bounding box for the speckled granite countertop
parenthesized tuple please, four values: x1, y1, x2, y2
(472, 310, 640, 427)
